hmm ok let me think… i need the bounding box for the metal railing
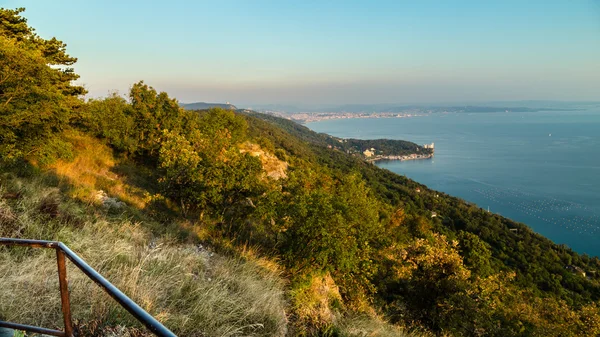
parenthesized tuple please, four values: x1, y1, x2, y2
(0, 238, 177, 337)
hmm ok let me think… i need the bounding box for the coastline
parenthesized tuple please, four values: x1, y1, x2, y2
(367, 153, 433, 163)
(297, 113, 426, 124)
(306, 111, 600, 257)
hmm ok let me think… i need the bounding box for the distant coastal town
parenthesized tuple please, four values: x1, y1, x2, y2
(288, 111, 428, 123)
(365, 143, 435, 163)
(240, 104, 584, 124)
(238, 109, 432, 123)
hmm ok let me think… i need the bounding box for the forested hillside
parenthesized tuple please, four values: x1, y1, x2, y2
(182, 102, 238, 110)
(1, 7, 600, 337)
(242, 111, 433, 159)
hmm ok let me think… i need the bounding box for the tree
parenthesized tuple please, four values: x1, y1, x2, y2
(83, 93, 138, 153)
(389, 233, 472, 330)
(281, 171, 383, 298)
(0, 8, 85, 161)
(129, 81, 184, 156)
(458, 231, 494, 277)
(197, 108, 247, 145)
(158, 117, 265, 220)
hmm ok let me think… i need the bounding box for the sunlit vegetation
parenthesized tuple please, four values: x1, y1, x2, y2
(2, 7, 600, 337)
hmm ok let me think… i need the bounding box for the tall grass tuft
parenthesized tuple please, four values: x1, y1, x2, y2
(332, 314, 435, 337)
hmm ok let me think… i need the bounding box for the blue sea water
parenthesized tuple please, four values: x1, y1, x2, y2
(306, 110, 600, 257)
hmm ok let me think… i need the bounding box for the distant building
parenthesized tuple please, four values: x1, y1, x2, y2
(566, 265, 586, 277)
(415, 188, 421, 193)
(363, 149, 374, 157)
(424, 142, 435, 149)
(431, 212, 437, 218)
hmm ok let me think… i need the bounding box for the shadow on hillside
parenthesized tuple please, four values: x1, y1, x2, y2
(1, 159, 195, 241)
(1, 158, 278, 268)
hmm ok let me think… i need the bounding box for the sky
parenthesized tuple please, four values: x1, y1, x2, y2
(4, 0, 600, 106)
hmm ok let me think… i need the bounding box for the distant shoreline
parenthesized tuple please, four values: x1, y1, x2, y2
(261, 107, 587, 125)
(367, 153, 433, 163)
(298, 113, 426, 124)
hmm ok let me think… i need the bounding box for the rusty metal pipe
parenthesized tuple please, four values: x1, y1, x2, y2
(57, 243, 176, 337)
(0, 238, 177, 337)
(56, 248, 74, 337)
(0, 238, 58, 249)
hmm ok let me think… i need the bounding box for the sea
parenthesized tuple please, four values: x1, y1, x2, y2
(306, 110, 600, 257)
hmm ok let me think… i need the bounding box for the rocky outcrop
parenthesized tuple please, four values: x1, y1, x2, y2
(240, 143, 288, 180)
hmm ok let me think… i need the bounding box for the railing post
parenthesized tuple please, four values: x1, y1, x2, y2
(1, 238, 176, 336)
(56, 248, 74, 337)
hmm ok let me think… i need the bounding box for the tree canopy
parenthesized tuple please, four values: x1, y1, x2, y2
(0, 7, 85, 162)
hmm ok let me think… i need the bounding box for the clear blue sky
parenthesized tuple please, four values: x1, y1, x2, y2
(5, 0, 600, 105)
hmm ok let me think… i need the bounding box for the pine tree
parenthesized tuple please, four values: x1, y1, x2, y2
(0, 7, 85, 161)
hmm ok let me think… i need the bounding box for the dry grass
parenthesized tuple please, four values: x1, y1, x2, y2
(0, 174, 288, 336)
(289, 273, 343, 333)
(334, 314, 429, 337)
(48, 131, 148, 209)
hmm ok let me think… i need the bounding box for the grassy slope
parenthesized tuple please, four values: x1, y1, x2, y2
(0, 137, 287, 337)
(0, 133, 419, 337)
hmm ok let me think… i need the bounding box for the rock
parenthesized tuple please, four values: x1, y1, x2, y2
(94, 190, 126, 209)
(239, 142, 288, 180)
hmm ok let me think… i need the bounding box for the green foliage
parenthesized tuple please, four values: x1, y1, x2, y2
(156, 111, 264, 219)
(280, 171, 382, 297)
(82, 93, 138, 153)
(386, 234, 472, 329)
(4, 8, 600, 336)
(35, 136, 75, 166)
(242, 111, 430, 160)
(246, 112, 600, 335)
(341, 138, 433, 157)
(157, 130, 202, 211)
(197, 108, 248, 145)
(457, 230, 494, 277)
(129, 81, 185, 155)
(0, 8, 84, 162)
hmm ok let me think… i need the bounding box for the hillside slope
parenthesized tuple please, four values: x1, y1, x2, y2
(2, 8, 600, 336)
(0, 143, 287, 337)
(244, 111, 600, 305)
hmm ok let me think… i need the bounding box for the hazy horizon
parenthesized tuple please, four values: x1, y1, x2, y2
(218, 100, 600, 111)
(7, 0, 600, 104)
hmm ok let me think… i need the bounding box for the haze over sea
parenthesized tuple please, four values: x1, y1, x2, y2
(307, 109, 600, 257)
